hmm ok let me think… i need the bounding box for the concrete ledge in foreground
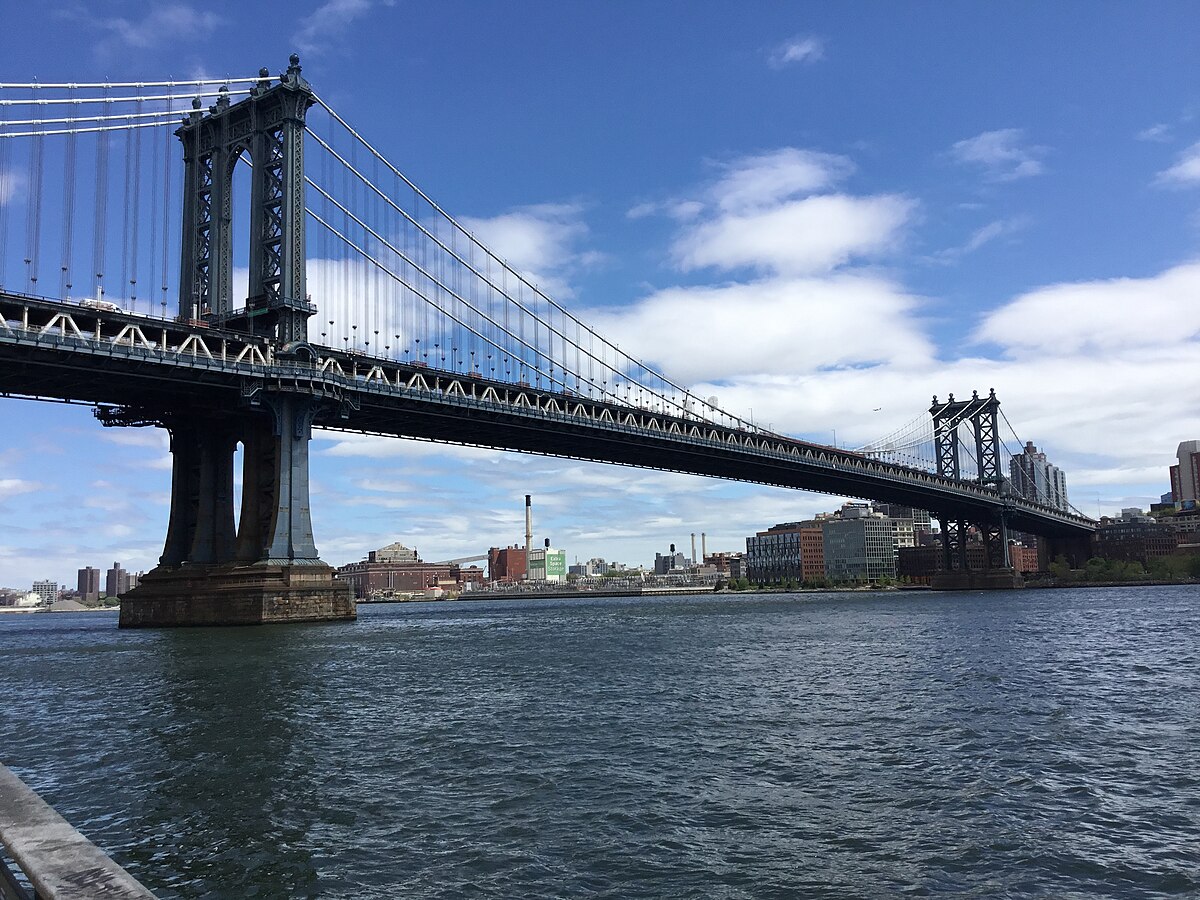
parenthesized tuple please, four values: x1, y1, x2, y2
(0, 763, 155, 899)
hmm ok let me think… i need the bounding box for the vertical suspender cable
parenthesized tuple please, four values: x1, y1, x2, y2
(0, 97, 9, 290)
(24, 110, 45, 292)
(92, 126, 110, 300)
(129, 96, 143, 306)
(147, 106, 160, 315)
(120, 125, 133, 302)
(60, 97, 78, 297)
(160, 94, 172, 317)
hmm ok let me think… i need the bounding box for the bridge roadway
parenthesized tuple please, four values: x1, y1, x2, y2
(0, 290, 1096, 538)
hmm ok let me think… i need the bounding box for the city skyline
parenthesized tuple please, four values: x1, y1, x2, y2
(2, 4, 1199, 586)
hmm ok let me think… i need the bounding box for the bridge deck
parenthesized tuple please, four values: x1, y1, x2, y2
(0, 292, 1095, 538)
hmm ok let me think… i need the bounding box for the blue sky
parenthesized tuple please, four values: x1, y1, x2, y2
(2, 2, 1200, 588)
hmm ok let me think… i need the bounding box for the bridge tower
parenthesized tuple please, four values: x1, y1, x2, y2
(929, 389, 1021, 591)
(117, 56, 353, 627)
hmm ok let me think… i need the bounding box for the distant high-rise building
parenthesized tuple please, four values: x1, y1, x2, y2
(77, 566, 101, 603)
(105, 562, 130, 598)
(1010, 442, 1070, 512)
(1170, 440, 1200, 510)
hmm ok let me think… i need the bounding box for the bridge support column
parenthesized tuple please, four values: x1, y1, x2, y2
(931, 514, 1024, 591)
(188, 425, 238, 565)
(119, 401, 353, 628)
(159, 421, 202, 567)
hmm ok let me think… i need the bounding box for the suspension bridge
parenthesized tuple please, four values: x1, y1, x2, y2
(0, 57, 1095, 626)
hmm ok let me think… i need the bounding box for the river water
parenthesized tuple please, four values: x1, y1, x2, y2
(1, 587, 1197, 898)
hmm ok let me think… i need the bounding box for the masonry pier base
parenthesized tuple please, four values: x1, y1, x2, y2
(119, 562, 355, 627)
(930, 567, 1025, 591)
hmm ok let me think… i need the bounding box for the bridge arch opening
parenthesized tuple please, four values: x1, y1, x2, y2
(227, 148, 253, 318)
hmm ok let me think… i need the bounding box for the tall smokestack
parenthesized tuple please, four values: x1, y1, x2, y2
(691, 532, 697, 565)
(701, 532, 707, 560)
(524, 494, 533, 579)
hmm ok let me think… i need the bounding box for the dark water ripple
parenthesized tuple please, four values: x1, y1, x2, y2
(1, 587, 1198, 897)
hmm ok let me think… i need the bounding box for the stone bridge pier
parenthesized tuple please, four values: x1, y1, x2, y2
(107, 394, 354, 627)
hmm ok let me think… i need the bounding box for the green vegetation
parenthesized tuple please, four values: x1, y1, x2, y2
(1048, 553, 1200, 583)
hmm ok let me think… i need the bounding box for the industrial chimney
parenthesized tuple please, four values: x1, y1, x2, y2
(701, 532, 707, 561)
(524, 494, 533, 578)
(691, 532, 697, 565)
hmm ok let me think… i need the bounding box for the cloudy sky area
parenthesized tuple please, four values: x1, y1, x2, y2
(1, 3, 1199, 587)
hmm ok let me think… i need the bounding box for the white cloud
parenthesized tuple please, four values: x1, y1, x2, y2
(634, 149, 910, 275)
(1136, 123, 1172, 142)
(460, 202, 594, 298)
(66, 3, 218, 52)
(0, 479, 41, 500)
(587, 273, 931, 383)
(0, 169, 22, 207)
(768, 35, 826, 69)
(930, 216, 1030, 263)
(951, 129, 1046, 181)
(974, 261, 1200, 355)
(1155, 141, 1200, 187)
(710, 148, 855, 213)
(294, 0, 392, 54)
(627, 200, 704, 221)
(673, 193, 914, 274)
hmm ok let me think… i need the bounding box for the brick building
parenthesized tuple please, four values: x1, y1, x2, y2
(336, 544, 484, 598)
(488, 545, 528, 583)
(1093, 516, 1176, 565)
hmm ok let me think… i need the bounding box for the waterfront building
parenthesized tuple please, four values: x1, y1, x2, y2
(1170, 440, 1200, 510)
(488, 545, 528, 583)
(336, 543, 485, 598)
(1155, 510, 1200, 547)
(822, 511, 915, 582)
(105, 562, 130, 598)
(1094, 510, 1176, 565)
(31, 580, 59, 605)
(1010, 441, 1070, 512)
(77, 566, 101, 603)
(528, 545, 567, 582)
(745, 522, 824, 583)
